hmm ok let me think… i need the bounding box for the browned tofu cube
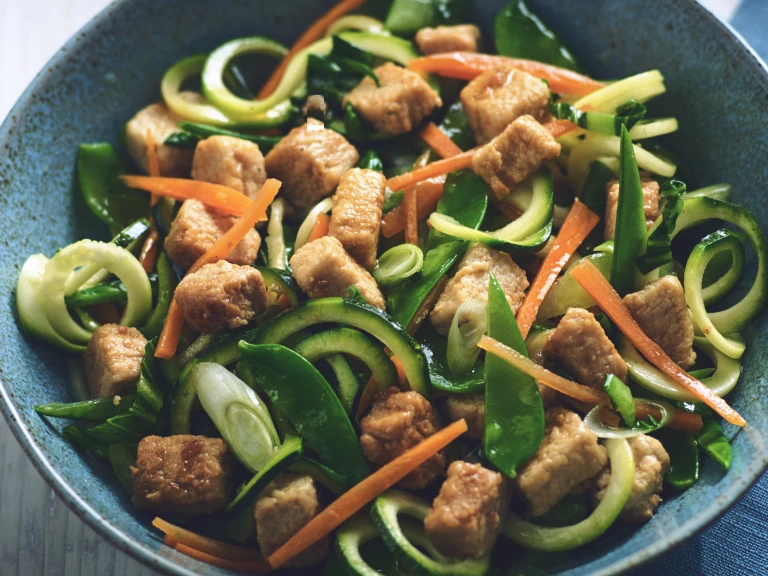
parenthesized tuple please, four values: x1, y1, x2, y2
(125, 100, 193, 176)
(461, 67, 551, 144)
(472, 114, 561, 201)
(164, 199, 261, 271)
(83, 324, 146, 399)
(446, 393, 485, 440)
(545, 307, 628, 389)
(425, 462, 509, 559)
(415, 25, 481, 55)
(174, 261, 268, 333)
(623, 276, 696, 369)
(289, 236, 385, 309)
(191, 135, 266, 199)
(264, 119, 359, 209)
(329, 168, 386, 270)
(132, 435, 234, 514)
(431, 245, 529, 336)
(343, 62, 442, 136)
(604, 179, 660, 240)
(360, 387, 445, 489)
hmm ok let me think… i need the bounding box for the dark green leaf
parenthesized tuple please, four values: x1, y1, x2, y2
(164, 132, 199, 149)
(437, 101, 474, 152)
(178, 122, 282, 153)
(655, 428, 699, 490)
(357, 150, 384, 172)
(637, 179, 686, 274)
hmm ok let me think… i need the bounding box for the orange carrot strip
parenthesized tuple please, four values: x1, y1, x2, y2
(516, 199, 600, 338)
(568, 260, 746, 426)
(419, 123, 463, 159)
(381, 178, 445, 238)
(408, 52, 604, 97)
(174, 543, 270, 574)
(268, 419, 469, 568)
(391, 356, 409, 389)
(122, 176, 253, 218)
(308, 212, 330, 243)
(258, 0, 367, 98)
(407, 275, 448, 336)
(386, 150, 476, 193)
(356, 376, 379, 420)
(544, 119, 580, 138)
(155, 300, 185, 360)
(566, 397, 703, 435)
(139, 229, 160, 274)
(403, 186, 419, 246)
(154, 518, 263, 562)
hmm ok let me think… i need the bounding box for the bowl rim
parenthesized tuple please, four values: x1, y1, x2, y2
(1, 0, 767, 575)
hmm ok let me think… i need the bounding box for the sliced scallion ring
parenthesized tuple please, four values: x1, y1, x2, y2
(584, 399, 674, 439)
(447, 299, 488, 376)
(295, 198, 333, 250)
(373, 244, 424, 288)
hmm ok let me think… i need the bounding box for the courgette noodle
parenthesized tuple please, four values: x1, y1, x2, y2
(574, 70, 666, 112)
(326, 15, 388, 36)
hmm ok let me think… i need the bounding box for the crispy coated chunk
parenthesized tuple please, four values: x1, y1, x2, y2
(125, 100, 193, 176)
(360, 387, 445, 489)
(329, 168, 386, 270)
(461, 68, 551, 144)
(446, 393, 485, 440)
(164, 199, 261, 270)
(343, 62, 442, 136)
(174, 261, 268, 333)
(415, 25, 481, 55)
(265, 119, 358, 209)
(254, 473, 329, 567)
(83, 324, 147, 399)
(545, 307, 628, 389)
(604, 179, 660, 240)
(289, 236, 385, 308)
(191, 136, 266, 199)
(431, 245, 529, 336)
(132, 435, 234, 514)
(472, 114, 561, 201)
(517, 407, 608, 516)
(425, 462, 509, 559)
(624, 276, 696, 369)
(593, 435, 670, 523)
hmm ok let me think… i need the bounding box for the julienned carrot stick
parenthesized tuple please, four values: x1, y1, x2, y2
(493, 199, 523, 222)
(516, 200, 600, 339)
(568, 259, 746, 427)
(308, 212, 330, 243)
(173, 543, 270, 574)
(419, 123, 463, 159)
(381, 178, 445, 238)
(407, 52, 604, 97)
(544, 119, 580, 139)
(155, 301, 185, 360)
(386, 150, 475, 193)
(122, 176, 253, 217)
(268, 419, 469, 568)
(258, 0, 367, 98)
(636, 404, 703, 435)
(403, 186, 419, 246)
(153, 518, 264, 562)
(139, 229, 160, 274)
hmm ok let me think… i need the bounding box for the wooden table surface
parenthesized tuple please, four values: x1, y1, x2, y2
(0, 0, 745, 575)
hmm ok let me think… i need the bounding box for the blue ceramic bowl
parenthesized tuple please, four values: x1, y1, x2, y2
(1, 0, 767, 574)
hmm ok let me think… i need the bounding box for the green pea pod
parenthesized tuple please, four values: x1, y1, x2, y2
(239, 342, 370, 485)
(655, 429, 699, 490)
(108, 443, 137, 497)
(62, 426, 110, 458)
(494, 0, 584, 72)
(77, 143, 150, 230)
(696, 420, 732, 471)
(35, 394, 137, 422)
(484, 273, 544, 478)
(141, 253, 176, 340)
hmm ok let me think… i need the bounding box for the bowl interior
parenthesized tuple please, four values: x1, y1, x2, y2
(1, 0, 767, 575)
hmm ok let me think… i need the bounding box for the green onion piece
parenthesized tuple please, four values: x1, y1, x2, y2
(295, 198, 334, 250)
(373, 244, 424, 288)
(604, 374, 636, 427)
(696, 420, 732, 471)
(446, 299, 488, 376)
(266, 198, 288, 270)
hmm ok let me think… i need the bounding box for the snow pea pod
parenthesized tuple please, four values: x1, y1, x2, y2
(35, 394, 136, 422)
(655, 429, 699, 490)
(696, 420, 732, 471)
(418, 322, 484, 393)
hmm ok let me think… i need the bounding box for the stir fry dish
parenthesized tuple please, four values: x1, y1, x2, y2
(20, 0, 766, 573)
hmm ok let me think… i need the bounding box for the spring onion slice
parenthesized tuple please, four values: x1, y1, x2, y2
(574, 70, 666, 113)
(628, 118, 678, 140)
(192, 362, 279, 473)
(326, 15, 388, 36)
(504, 438, 634, 551)
(295, 198, 334, 250)
(447, 299, 488, 376)
(373, 244, 424, 288)
(584, 399, 674, 439)
(41, 241, 152, 344)
(266, 198, 288, 270)
(604, 374, 636, 427)
(685, 183, 732, 202)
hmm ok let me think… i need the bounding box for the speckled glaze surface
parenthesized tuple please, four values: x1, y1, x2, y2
(0, 0, 766, 574)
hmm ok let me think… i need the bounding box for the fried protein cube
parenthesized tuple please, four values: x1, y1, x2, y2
(191, 135, 267, 199)
(431, 245, 529, 336)
(132, 435, 234, 514)
(360, 387, 446, 489)
(164, 199, 261, 271)
(254, 473, 329, 566)
(461, 67, 551, 144)
(343, 62, 442, 136)
(425, 462, 510, 559)
(517, 407, 608, 517)
(623, 275, 696, 369)
(289, 236, 385, 309)
(415, 24, 481, 55)
(446, 393, 485, 440)
(174, 261, 268, 333)
(593, 435, 670, 523)
(125, 100, 194, 176)
(83, 324, 147, 399)
(603, 179, 660, 240)
(264, 119, 359, 209)
(545, 307, 628, 389)
(329, 168, 386, 270)
(472, 114, 561, 201)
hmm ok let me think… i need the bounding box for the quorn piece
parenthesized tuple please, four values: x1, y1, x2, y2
(191, 135, 267, 199)
(83, 324, 147, 399)
(125, 99, 195, 176)
(415, 24, 481, 55)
